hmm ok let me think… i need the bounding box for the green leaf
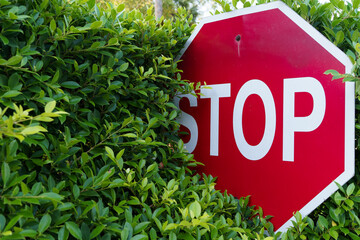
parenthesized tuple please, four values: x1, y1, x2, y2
(39, 192, 64, 202)
(20, 182, 29, 195)
(189, 201, 201, 218)
(134, 222, 150, 234)
(318, 215, 328, 229)
(58, 226, 69, 240)
(146, 163, 157, 173)
(81, 223, 90, 240)
(108, 38, 118, 45)
(20, 229, 37, 238)
(51, 69, 60, 83)
(31, 182, 42, 195)
(0, 214, 6, 231)
(348, 232, 360, 240)
(9, 12, 17, 20)
(149, 228, 157, 240)
(324, 69, 340, 75)
(73, 185, 80, 199)
(1, 162, 10, 186)
(354, 0, 360, 9)
(122, 133, 137, 138)
(61, 81, 81, 89)
(294, 211, 302, 222)
(105, 146, 115, 160)
(329, 208, 339, 221)
(8, 73, 20, 89)
(45, 101, 56, 113)
(50, 19, 56, 34)
(35, 60, 43, 72)
(0, 34, 9, 45)
(1, 230, 12, 236)
(346, 183, 355, 196)
(119, 62, 129, 72)
(0, 0, 10, 7)
(87, 0, 95, 9)
(58, 202, 75, 211)
(355, 43, 360, 54)
(90, 225, 105, 239)
(170, 232, 177, 240)
(1, 90, 21, 98)
(122, 117, 133, 128)
(65, 222, 82, 240)
(21, 126, 48, 136)
(232, 0, 239, 7)
(345, 199, 354, 208)
(335, 31, 344, 44)
(117, 3, 125, 12)
(116, 149, 125, 161)
(131, 234, 148, 240)
(90, 21, 103, 29)
(90, 42, 101, 49)
(334, 192, 346, 205)
(169, 110, 177, 120)
(40, 0, 49, 10)
(4, 215, 21, 231)
(38, 214, 51, 234)
(121, 222, 132, 240)
(147, 118, 158, 129)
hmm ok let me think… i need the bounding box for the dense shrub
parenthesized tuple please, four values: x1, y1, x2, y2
(0, 0, 274, 239)
(215, 0, 360, 239)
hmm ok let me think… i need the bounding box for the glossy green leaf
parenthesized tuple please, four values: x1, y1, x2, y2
(4, 215, 21, 232)
(20, 229, 37, 238)
(90, 225, 105, 239)
(73, 185, 80, 199)
(45, 101, 56, 113)
(119, 62, 129, 72)
(1, 90, 21, 98)
(39, 192, 64, 202)
(38, 214, 51, 234)
(335, 31, 344, 44)
(61, 81, 81, 89)
(58, 226, 69, 240)
(189, 201, 201, 218)
(1, 162, 10, 186)
(21, 126, 47, 135)
(50, 19, 56, 34)
(65, 222, 82, 240)
(0, 215, 6, 231)
(134, 222, 150, 234)
(0, 34, 9, 45)
(347, 183, 355, 196)
(6, 56, 22, 66)
(108, 38, 118, 45)
(90, 21, 102, 29)
(169, 232, 177, 240)
(105, 146, 115, 160)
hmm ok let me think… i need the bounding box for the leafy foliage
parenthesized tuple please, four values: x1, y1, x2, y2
(215, 0, 360, 238)
(96, 0, 210, 20)
(0, 0, 274, 239)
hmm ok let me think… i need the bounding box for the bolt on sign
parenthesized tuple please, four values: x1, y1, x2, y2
(175, 1, 355, 232)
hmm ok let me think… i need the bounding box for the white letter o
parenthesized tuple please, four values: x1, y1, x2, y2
(233, 80, 276, 160)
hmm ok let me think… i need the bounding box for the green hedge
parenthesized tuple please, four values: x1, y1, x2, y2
(0, 1, 274, 239)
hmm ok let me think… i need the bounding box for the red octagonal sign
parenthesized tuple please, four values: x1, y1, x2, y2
(176, 2, 355, 232)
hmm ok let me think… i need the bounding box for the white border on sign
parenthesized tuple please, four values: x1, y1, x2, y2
(177, 1, 355, 234)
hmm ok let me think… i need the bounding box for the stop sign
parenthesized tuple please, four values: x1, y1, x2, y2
(176, 1, 355, 232)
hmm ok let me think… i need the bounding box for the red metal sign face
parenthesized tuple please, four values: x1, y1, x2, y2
(176, 2, 354, 232)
